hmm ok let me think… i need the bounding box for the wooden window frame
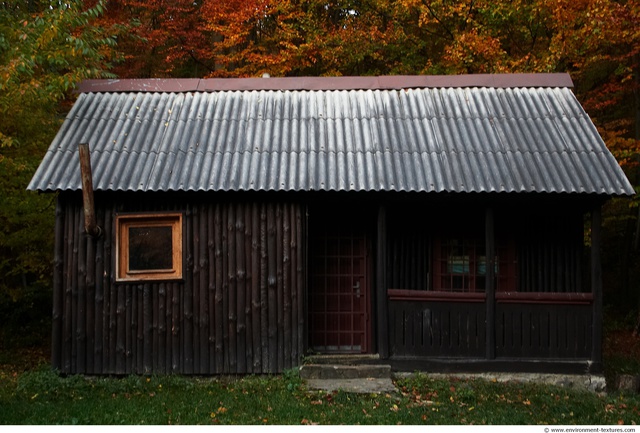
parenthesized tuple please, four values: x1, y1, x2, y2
(116, 212, 183, 282)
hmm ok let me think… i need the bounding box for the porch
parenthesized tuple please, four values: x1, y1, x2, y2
(306, 194, 604, 373)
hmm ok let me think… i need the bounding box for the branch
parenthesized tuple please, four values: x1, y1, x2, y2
(422, 0, 455, 41)
(177, 36, 216, 75)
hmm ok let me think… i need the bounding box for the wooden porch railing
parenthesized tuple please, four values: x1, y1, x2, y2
(388, 289, 593, 360)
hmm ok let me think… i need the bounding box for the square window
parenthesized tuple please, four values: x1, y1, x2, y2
(116, 213, 183, 281)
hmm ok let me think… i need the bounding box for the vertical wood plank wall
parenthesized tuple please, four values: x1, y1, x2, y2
(495, 303, 592, 358)
(52, 193, 304, 375)
(389, 300, 486, 358)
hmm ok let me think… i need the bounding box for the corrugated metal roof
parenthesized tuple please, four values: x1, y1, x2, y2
(28, 75, 635, 195)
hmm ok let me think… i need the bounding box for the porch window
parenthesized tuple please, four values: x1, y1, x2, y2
(433, 237, 517, 292)
(435, 238, 485, 292)
(116, 213, 183, 281)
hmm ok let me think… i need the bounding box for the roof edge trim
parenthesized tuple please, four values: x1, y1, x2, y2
(77, 73, 574, 94)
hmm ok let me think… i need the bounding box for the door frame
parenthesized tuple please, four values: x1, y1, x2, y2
(306, 204, 374, 354)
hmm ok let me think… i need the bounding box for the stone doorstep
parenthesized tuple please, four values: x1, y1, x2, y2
(300, 364, 392, 380)
(304, 354, 381, 365)
(305, 378, 398, 394)
(300, 363, 397, 394)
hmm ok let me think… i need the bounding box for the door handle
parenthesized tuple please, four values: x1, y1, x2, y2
(353, 280, 360, 298)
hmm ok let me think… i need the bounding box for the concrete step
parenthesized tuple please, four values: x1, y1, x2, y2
(304, 377, 398, 394)
(300, 364, 391, 380)
(304, 354, 381, 365)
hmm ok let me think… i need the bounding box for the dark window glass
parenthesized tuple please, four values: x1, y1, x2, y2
(128, 226, 173, 271)
(437, 238, 486, 292)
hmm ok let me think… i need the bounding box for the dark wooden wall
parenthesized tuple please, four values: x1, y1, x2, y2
(51, 191, 602, 374)
(52, 192, 305, 375)
(516, 212, 585, 293)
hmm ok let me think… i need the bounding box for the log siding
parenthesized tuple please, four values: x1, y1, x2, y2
(53, 192, 305, 375)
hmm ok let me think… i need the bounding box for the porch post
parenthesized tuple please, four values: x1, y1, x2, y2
(376, 205, 389, 358)
(591, 205, 603, 366)
(485, 207, 496, 360)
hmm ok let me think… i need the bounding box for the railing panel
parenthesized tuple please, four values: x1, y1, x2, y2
(389, 299, 486, 358)
(495, 303, 592, 358)
(388, 291, 593, 360)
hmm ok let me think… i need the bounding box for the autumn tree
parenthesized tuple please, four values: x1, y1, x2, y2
(201, 0, 409, 77)
(0, 0, 121, 331)
(94, 0, 214, 78)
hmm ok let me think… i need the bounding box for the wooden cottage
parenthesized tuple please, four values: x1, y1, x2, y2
(28, 74, 634, 375)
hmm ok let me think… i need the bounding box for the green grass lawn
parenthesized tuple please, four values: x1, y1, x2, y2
(1, 360, 639, 425)
(2, 307, 640, 425)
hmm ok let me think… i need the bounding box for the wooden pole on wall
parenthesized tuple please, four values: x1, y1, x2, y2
(376, 205, 389, 358)
(52, 197, 65, 370)
(591, 205, 603, 367)
(485, 207, 496, 360)
(77, 143, 102, 238)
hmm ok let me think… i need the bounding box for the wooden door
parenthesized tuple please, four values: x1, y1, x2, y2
(309, 217, 371, 353)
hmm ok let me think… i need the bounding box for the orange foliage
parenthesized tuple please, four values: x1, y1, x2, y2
(96, 0, 212, 77)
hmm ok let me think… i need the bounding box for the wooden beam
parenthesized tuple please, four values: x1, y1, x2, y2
(77, 143, 102, 238)
(485, 207, 496, 360)
(591, 206, 603, 365)
(388, 289, 486, 302)
(52, 197, 65, 371)
(301, 205, 309, 358)
(376, 205, 389, 358)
